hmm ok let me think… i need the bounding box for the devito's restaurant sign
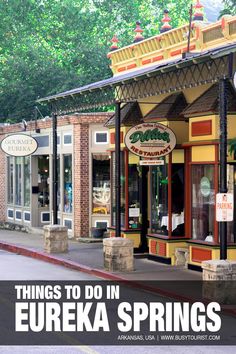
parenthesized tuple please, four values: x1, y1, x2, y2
(125, 122, 176, 158)
(1, 134, 38, 157)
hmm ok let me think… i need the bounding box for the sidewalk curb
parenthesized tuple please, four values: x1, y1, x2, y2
(0, 240, 236, 317)
(0, 241, 129, 281)
(0, 240, 193, 300)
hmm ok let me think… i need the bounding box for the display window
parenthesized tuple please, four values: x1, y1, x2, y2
(128, 163, 140, 229)
(7, 156, 14, 204)
(150, 154, 185, 237)
(63, 154, 72, 213)
(150, 160, 168, 234)
(15, 157, 22, 206)
(38, 155, 49, 208)
(111, 151, 125, 226)
(92, 154, 110, 215)
(7, 156, 31, 208)
(23, 156, 30, 207)
(226, 164, 236, 243)
(111, 150, 140, 230)
(191, 164, 215, 242)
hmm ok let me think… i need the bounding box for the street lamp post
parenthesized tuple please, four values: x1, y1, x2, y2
(115, 102, 121, 237)
(52, 112, 58, 225)
(219, 78, 227, 260)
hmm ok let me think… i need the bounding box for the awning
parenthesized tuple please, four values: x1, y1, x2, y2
(37, 43, 236, 114)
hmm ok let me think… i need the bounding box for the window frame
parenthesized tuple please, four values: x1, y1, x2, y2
(94, 131, 109, 145)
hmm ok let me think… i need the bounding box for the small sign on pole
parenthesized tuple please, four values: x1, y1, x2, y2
(216, 193, 234, 222)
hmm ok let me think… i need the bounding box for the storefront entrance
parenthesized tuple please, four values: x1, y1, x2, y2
(31, 155, 50, 227)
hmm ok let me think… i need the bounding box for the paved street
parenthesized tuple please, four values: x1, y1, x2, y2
(0, 345, 235, 354)
(0, 249, 98, 280)
(0, 249, 235, 353)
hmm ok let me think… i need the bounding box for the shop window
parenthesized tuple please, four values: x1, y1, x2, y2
(92, 154, 110, 215)
(38, 156, 49, 207)
(226, 164, 236, 243)
(57, 135, 60, 145)
(192, 165, 215, 241)
(128, 164, 140, 229)
(64, 155, 72, 213)
(150, 160, 168, 235)
(35, 135, 49, 148)
(95, 132, 108, 144)
(171, 163, 185, 236)
(24, 156, 30, 207)
(63, 134, 72, 145)
(7, 157, 14, 204)
(15, 157, 22, 206)
(150, 158, 185, 236)
(57, 156, 61, 211)
(111, 151, 141, 230)
(111, 152, 125, 226)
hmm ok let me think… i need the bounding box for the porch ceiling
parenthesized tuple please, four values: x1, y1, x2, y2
(37, 43, 236, 114)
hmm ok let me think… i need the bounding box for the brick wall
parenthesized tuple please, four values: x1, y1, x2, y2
(0, 112, 112, 236)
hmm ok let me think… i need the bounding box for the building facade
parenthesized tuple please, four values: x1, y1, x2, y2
(36, 9, 236, 270)
(0, 113, 111, 238)
(104, 13, 236, 269)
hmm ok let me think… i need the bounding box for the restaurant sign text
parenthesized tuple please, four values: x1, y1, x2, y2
(124, 122, 176, 158)
(1, 134, 38, 157)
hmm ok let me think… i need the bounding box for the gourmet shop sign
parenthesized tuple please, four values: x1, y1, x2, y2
(124, 122, 176, 158)
(1, 134, 38, 157)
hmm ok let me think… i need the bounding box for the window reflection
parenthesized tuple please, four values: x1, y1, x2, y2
(92, 154, 110, 215)
(24, 156, 30, 207)
(38, 155, 49, 207)
(150, 160, 168, 234)
(192, 165, 215, 241)
(64, 155, 72, 213)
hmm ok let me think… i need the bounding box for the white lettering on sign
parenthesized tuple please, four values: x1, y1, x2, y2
(139, 160, 164, 166)
(124, 122, 176, 158)
(216, 193, 234, 222)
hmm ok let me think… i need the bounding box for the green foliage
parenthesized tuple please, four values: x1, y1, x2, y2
(0, 0, 192, 122)
(228, 138, 236, 158)
(220, 0, 236, 16)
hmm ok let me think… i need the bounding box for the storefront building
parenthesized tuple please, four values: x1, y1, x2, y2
(104, 13, 236, 269)
(0, 113, 111, 238)
(38, 9, 236, 269)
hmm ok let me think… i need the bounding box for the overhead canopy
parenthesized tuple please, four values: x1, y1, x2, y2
(37, 43, 236, 114)
(104, 102, 143, 127)
(182, 82, 236, 117)
(144, 93, 187, 120)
